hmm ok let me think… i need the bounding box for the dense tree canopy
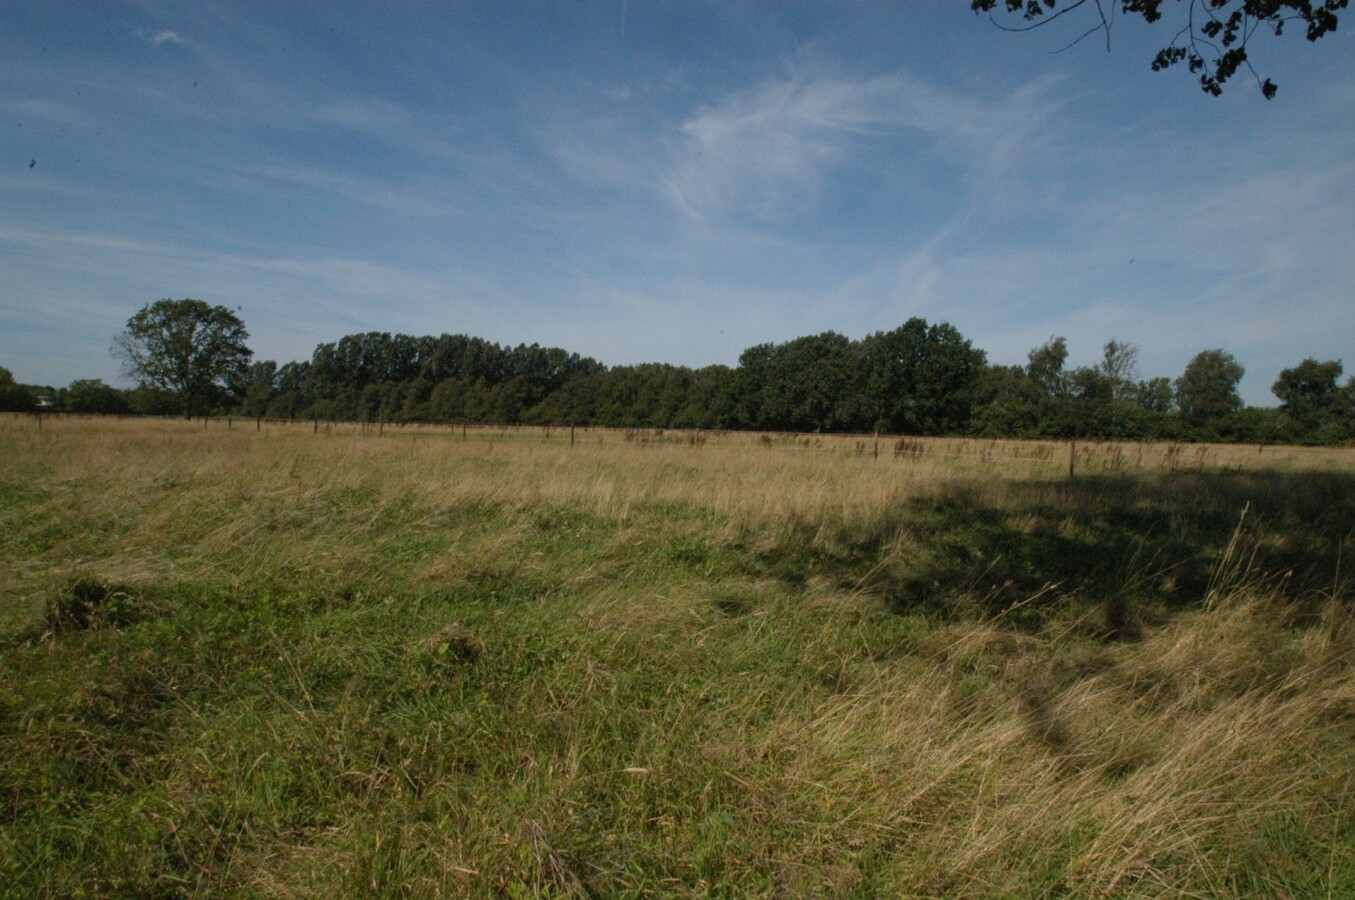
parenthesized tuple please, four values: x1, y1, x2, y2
(862, 319, 987, 435)
(0, 365, 34, 412)
(1176, 348, 1245, 426)
(973, 0, 1348, 98)
(27, 310, 1354, 444)
(112, 300, 253, 418)
(1272, 358, 1351, 440)
(64, 379, 130, 415)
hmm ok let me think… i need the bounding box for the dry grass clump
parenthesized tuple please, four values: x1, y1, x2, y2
(740, 593, 1355, 896)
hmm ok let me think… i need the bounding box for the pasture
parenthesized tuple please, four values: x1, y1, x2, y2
(2, 414, 1353, 896)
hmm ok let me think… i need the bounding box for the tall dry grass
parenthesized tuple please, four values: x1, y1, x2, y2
(1, 413, 1353, 896)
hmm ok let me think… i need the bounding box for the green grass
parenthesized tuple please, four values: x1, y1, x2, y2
(2, 416, 1354, 896)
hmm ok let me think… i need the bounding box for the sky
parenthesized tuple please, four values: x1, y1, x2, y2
(3, 1, 1353, 406)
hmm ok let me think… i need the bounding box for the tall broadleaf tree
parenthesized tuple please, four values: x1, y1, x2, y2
(1176, 348, 1244, 429)
(113, 299, 253, 418)
(862, 319, 986, 435)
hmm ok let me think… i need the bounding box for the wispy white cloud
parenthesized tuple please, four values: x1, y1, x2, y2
(661, 67, 1064, 224)
(250, 165, 462, 219)
(663, 72, 901, 221)
(134, 27, 184, 46)
(0, 98, 86, 126)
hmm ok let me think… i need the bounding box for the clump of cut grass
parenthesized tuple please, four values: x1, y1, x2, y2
(42, 575, 162, 633)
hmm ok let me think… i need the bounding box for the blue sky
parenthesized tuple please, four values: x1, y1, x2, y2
(3, 2, 1352, 406)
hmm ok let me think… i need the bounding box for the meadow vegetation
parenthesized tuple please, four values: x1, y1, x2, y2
(2, 415, 1353, 897)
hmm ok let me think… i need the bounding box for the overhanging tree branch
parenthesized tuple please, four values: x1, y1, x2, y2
(973, 0, 1347, 98)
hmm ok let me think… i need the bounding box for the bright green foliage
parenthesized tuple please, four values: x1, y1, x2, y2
(112, 299, 253, 417)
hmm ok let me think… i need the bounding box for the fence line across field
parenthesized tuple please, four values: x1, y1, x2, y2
(12, 411, 1320, 478)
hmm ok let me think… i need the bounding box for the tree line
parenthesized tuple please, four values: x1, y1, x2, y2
(3, 299, 1352, 445)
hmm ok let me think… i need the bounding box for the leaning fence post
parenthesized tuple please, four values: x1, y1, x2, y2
(1069, 440, 1077, 480)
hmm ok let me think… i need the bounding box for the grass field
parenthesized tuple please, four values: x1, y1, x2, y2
(2, 415, 1353, 897)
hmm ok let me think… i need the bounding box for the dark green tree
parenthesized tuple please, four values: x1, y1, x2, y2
(735, 333, 863, 433)
(1176, 349, 1244, 429)
(1027, 337, 1070, 400)
(126, 384, 180, 416)
(236, 360, 279, 418)
(674, 365, 739, 430)
(64, 379, 130, 414)
(267, 362, 310, 419)
(973, 0, 1347, 98)
(1272, 358, 1348, 440)
(112, 300, 253, 418)
(972, 363, 1039, 437)
(862, 319, 986, 435)
(1137, 376, 1175, 414)
(0, 365, 35, 412)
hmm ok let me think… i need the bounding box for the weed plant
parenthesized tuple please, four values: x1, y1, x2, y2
(1, 415, 1353, 896)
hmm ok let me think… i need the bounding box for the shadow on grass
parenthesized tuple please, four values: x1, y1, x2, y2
(749, 469, 1355, 632)
(891, 470, 1355, 628)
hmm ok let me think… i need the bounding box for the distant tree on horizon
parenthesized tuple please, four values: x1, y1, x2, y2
(1177, 349, 1245, 429)
(112, 299, 253, 418)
